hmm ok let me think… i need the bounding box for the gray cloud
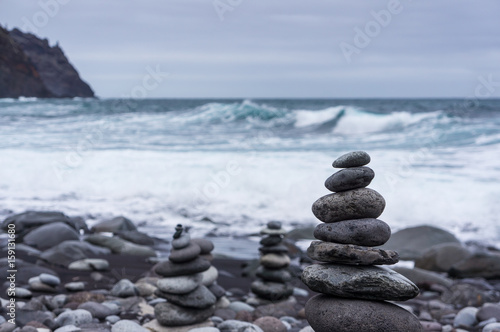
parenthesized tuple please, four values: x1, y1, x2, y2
(1, 0, 499, 98)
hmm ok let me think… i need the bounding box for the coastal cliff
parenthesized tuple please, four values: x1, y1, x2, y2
(0, 26, 94, 98)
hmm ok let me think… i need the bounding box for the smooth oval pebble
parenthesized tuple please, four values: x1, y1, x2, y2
(157, 273, 202, 294)
(332, 151, 371, 168)
(169, 242, 202, 263)
(157, 284, 216, 309)
(250, 280, 294, 301)
(301, 263, 419, 301)
(260, 253, 290, 269)
(305, 294, 423, 332)
(154, 257, 211, 277)
(154, 302, 214, 326)
(314, 218, 391, 246)
(307, 241, 399, 265)
(172, 233, 191, 249)
(325, 166, 374, 192)
(312, 188, 385, 223)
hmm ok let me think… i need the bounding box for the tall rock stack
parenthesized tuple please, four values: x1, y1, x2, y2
(251, 221, 294, 302)
(301, 151, 423, 332)
(153, 224, 219, 327)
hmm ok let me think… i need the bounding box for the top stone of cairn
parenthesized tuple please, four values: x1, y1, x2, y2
(332, 151, 371, 168)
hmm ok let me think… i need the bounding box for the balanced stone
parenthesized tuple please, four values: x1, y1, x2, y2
(191, 238, 215, 255)
(301, 264, 419, 301)
(172, 233, 191, 250)
(305, 295, 423, 332)
(267, 221, 282, 229)
(325, 167, 375, 192)
(260, 236, 282, 246)
(256, 266, 292, 283)
(260, 253, 290, 269)
(260, 227, 287, 236)
(250, 280, 294, 301)
(332, 151, 371, 168)
(156, 274, 202, 294)
(154, 302, 215, 326)
(154, 257, 210, 277)
(312, 188, 385, 223)
(201, 266, 218, 286)
(307, 241, 398, 265)
(259, 244, 288, 254)
(169, 243, 202, 263)
(314, 219, 391, 246)
(156, 285, 216, 309)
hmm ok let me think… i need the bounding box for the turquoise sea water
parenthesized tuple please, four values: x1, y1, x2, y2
(1, 98, 499, 243)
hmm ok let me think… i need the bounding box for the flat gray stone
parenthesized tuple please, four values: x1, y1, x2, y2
(157, 273, 202, 294)
(110, 279, 138, 297)
(259, 244, 288, 254)
(449, 252, 500, 279)
(325, 166, 374, 192)
(256, 266, 292, 283)
(40, 240, 112, 267)
(55, 309, 93, 327)
(157, 285, 216, 309)
(332, 151, 371, 168)
(38, 273, 60, 286)
(301, 263, 419, 301)
(260, 227, 287, 236)
(218, 320, 264, 332)
(85, 234, 156, 257)
(305, 294, 423, 332)
(169, 242, 201, 263)
(260, 235, 282, 246)
(65, 282, 86, 292)
(172, 233, 191, 249)
(314, 218, 391, 246)
(111, 319, 149, 332)
(260, 253, 290, 269)
(78, 301, 114, 319)
(68, 258, 109, 271)
(307, 241, 399, 265)
(312, 188, 385, 223)
(154, 302, 215, 326)
(154, 257, 211, 277)
(251, 280, 294, 301)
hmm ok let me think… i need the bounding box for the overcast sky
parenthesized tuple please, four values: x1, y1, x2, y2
(1, 0, 500, 98)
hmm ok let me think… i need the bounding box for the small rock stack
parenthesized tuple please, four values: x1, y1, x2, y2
(301, 151, 423, 332)
(251, 221, 294, 302)
(153, 224, 221, 327)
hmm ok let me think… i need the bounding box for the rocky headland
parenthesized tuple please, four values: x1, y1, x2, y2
(0, 26, 94, 99)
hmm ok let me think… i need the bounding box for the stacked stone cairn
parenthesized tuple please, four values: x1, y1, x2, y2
(251, 221, 294, 302)
(300, 151, 423, 332)
(153, 224, 222, 327)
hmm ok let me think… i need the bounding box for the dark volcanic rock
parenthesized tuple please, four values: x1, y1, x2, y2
(449, 252, 500, 279)
(91, 216, 137, 233)
(301, 263, 419, 301)
(307, 241, 399, 265)
(40, 240, 111, 267)
(156, 285, 216, 309)
(250, 280, 294, 301)
(415, 242, 471, 273)
(154, 257, 211, 277)
(256, 266, 292, 283)
(154, 302, 215, 326)
(325, 166, 375, 192)
(305, 295, 423, 332)
(314, 218, 391, 246)
(1, 211, 75, 238)
(312, 188, 385, 223)
(9, 28, 94, 98)
(0, 26, 52, 98)
(381, 225, 460, 260)
(332, 151, 371, 168)
(23, 222, 80, 250)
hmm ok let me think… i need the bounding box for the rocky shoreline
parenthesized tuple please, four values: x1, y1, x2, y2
(2, 211, 500, 331)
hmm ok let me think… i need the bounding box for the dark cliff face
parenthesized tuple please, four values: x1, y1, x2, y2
(0, 27, 94, 98)
(0, 26, 53, 98)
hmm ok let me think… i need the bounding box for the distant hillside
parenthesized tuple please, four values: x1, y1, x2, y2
(0, 26, 94, 98)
